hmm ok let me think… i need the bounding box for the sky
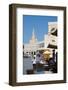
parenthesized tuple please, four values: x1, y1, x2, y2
(23, 15, 57, 44)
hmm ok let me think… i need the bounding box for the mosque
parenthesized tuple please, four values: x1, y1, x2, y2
(23, 22, 57, 57)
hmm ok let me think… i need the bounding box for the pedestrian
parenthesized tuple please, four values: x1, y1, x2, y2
(36, 53, 41, 63)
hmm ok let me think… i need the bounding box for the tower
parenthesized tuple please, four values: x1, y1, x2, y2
(29, 28, 38, 44)
(32, 28, 36, 40)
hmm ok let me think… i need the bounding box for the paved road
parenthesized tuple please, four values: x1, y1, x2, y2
(23, 57, 33, 74)
(23, 57, 53, 75)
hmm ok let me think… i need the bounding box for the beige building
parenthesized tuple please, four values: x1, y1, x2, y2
(24, 28, 38, 54)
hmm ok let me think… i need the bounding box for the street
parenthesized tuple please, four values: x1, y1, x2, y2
(23, 57, 53, 75)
